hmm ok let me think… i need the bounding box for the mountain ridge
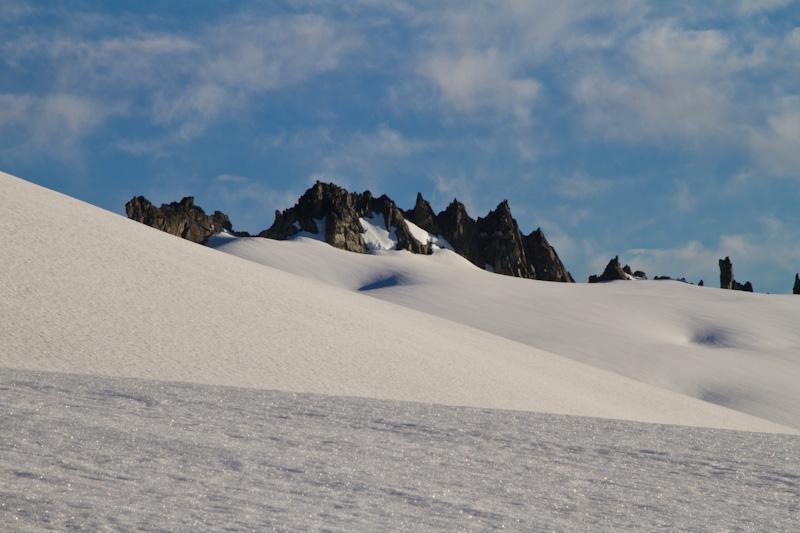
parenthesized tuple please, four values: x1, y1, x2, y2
(127, 181, 574, 283)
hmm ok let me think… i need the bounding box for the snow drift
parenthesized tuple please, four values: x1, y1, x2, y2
(0, 170, 796, 433)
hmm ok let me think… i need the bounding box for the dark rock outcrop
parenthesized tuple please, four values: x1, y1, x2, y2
(588, 256, 628, 283)
(430, 199, 486, 267)
(477, 201, 533, 278)
(262, 183, 573, 282)
(260, 181, 367, 253)
(260, 182, 432, 255)
(794, 274, 800, 295)
(125, 196, 234, 244)
(404, 193, 440, 236)
(406, 197, 573, 282)
(719, 257, 753, 292)
(356, 191, 432, 255)
(523, 229, 575, 283)
(129, 182, 573, 283)
(719, 257, 734, 290)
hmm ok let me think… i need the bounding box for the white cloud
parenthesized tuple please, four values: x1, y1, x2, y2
(736, 0, 795, 14)
(573, 23, 741, 144)
(672, 181, 697, 213)
(428, 173, 478, 214)
(621, 221, 800, 292)
(1, 10, 362, 152)
(556, 172, 619, 200)
(410, 0, 625, 122)
(0, 92, 126, 162)
(207, 175, 301, 232)
(318, 125, 432, 186)
(420, 48, 540, 121)
(215, 174, 248, 183)
(747, 97, 800, 177)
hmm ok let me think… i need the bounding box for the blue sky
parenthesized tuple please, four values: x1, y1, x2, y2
(3, 1, 800, 292)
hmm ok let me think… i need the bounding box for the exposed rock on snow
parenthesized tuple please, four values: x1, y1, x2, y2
(260, 181, 368, 253)
(262, 182, 572, 282)
(477, 200, 532, 278)
(589, 256, 629, 283)
(794, 273, 800, 295)
(425, 199, 486, 266)
(523, 228, 575, 282)
(719, 257, 753, 292)
(125, 196, 235, 244)
(126, 181, 573, 283)
(10, 169, 794, 432)
(404, 193, 440, 236)
(405, 195, 573, 282)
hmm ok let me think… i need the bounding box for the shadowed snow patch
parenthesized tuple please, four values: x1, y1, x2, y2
(692, 328, 736, 348)
(359, 275, 401, 291)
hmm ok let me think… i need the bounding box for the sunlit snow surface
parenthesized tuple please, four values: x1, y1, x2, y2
(208, 234, 800, 430)
(359, 213, 398, 251)
(3, 170, 800, 530)
(2, 368, 798, 531)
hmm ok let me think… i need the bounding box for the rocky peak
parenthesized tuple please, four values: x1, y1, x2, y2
(260, 181, 367, 253)
(434, 200, 486, 268)
(589, 256, 628, 283)
(793, 274, 800, 295)
(477, 201, 532, 278)
(719, 257, 753, 292)
(128, 181, 574, 284)
(125, 195, 233, 244)
(523, 228, 574, 283)
(356, 192, 431, 255)
(260, 182, 432, 255)
(404, 193, 439, 235)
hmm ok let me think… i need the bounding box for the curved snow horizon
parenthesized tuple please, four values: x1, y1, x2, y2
(1, 170, 797, 434)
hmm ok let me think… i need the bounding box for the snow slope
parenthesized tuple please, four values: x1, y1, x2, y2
(207, 230, 800, 430)
(0, 170, 794, 433)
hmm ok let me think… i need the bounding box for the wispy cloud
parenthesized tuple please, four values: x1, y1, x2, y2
(573, 23, 740, 144)
(735, 0, 796, 14)
(672, 181, 697, 214)
(318, 125, 433, 188)
(0, 8, 362, 158)
(419, 48, 540, 121)
(208, 174, 301, 232)
(621, 218, 800, 291)
(556, 172, 619, 200)
(0, 92, 127, 163)
(747, 97, 800, 177)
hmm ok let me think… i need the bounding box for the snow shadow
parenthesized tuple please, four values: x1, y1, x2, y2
(358, 275, 401, 291)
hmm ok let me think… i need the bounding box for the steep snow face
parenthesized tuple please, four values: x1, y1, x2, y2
(404, 219, 454, 250)
(208, 235, 800, 430)
(359, 213, 398, 251)
(2, 170, 795, 433)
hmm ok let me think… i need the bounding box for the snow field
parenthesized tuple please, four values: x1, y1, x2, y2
(1, 170, 795, 433)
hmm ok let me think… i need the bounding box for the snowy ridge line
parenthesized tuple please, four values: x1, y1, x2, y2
(208, 233, 800, 431)
(1, 170, 797, 434)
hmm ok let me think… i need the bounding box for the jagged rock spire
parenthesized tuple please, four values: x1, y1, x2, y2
(128, 182, 574, 283)
(719, 257, 753, 292)
(588, 256, 628, 283)
(266, 184, 574, 282)
(793, 274, 800, 295)
(477, 200, 533, 278)
(525, 228, 574, 282)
